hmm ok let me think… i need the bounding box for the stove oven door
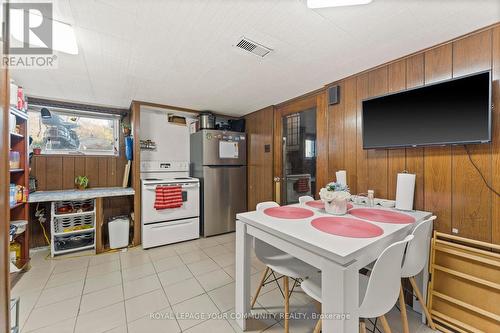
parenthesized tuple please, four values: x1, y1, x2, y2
(141, 181, 200, 224)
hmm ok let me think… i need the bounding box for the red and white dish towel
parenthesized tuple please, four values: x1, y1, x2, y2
(154, 185, 183, 209)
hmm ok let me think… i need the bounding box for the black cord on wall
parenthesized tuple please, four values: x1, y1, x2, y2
(464, 145, 500, 197)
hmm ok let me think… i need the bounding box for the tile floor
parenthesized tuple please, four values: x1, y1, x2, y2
(12, 232, 437, 333)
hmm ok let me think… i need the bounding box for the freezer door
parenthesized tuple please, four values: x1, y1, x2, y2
(191, 130, 246, 166)
(202, 165, 247, 236)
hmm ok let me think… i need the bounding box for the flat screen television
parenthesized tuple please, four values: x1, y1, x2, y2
(362, 71, 491, 149)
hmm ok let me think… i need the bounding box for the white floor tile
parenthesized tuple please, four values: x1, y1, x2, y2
(120, 252, 151, 269)
(127, 308, 180, 333)
(222, 264, 256, 279)
(86, 260, 121, 278)
(121, 262, 155, 282)
(201, 245, 228, 258)
(16, 289, 41, 330)
(172, 241, 200, 255)
(24, 316, 76, 333)
(123, 274, 161, 299)
(44, 269, 87, 289)
(17, 236, 433, 333)
(103, 325, 127, 333)
(211, 253, 236, 268)
(187, 258, 219, 276)
(152, 255, 184, 273)
(227, 310, 278, 333)
(36, 280, 84, 308)
(125, 289, 169, 323)
(89, 252, 120, 267)
(179, 250, 209, 264)
(79, 285, 124, 314)
(23, 297, 80, 332)
(51, 258, 89, 275)
(163, 277, 204, 305)
(207, 283, 235, 313)
(196, 237, 221, 249)
(183, 317, 234, 333)
(147, 246, 178, 261)
(171, 294, 220, 331)
(157, 265, 193, 287)
(83, 270, 122, 294)
(196, 268, 233, 291)
(74, 302, 126, 333)
(214, 233, 235, 244)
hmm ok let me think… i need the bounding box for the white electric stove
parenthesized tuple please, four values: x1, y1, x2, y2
(140, 160, 200, 249)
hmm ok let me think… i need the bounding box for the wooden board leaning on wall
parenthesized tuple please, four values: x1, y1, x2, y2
(427, 232, 500, 333)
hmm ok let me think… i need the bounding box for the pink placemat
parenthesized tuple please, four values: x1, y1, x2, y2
(306, 200, 353, 210)
(349, 208, 415, 224)
(264, 207, 314, 219)
(311, 217, 383, 238)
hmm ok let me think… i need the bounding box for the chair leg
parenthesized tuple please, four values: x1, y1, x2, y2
(379, 315, 392, 333)
(313, 319, 322, 333)
(284, 276, 290, 333)
(251, 267, 269, 309)
(360, 320, 367, 333)
(399, 284, 410, 333)
(409, 277, 436, 330)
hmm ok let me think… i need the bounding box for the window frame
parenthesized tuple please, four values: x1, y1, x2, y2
(28, 107, 121, 157)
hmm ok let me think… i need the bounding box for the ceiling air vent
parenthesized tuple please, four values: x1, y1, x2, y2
(235, 37, 272, 58)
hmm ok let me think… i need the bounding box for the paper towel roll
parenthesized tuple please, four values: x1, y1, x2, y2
(336, 170, 347, 186)
(395, 173, 416, 211)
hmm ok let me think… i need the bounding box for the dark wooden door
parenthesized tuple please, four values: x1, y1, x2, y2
(273, 92, 328, 204)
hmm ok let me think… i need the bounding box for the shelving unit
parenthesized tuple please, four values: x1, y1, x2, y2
(8, 107, 30, 286)
(50, 199, 96, 257)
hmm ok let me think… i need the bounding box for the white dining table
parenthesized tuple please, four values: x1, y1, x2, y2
(235, 202, 432, 333)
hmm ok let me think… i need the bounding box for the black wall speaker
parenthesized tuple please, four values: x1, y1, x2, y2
(328, 85, 340, 105)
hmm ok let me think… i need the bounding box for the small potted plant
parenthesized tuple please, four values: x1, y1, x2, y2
(319, 182, 351, 215)
(75, 175, 89, 190)
(122, 123, 131, 137)
(32, 144, 42, 155)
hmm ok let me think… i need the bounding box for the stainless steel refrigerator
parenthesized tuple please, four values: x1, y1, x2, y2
(190, 130, 247, 237)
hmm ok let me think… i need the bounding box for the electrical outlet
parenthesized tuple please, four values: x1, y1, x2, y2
(452, 228, 459, 234)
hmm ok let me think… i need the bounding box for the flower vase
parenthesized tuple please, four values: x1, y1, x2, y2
(324, 198, 348, 215)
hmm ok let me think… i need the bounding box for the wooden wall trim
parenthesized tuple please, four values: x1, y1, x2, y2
(0, 42, 10, 333)
(133, 100, 200, 114)
(322, 22, 500, 87)
(492, 26, 500, 245)
(130, 102, 141, 246)
(27, 97, 129, 116)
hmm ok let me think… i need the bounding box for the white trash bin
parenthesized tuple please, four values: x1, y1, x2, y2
(108, 216, 129, 249)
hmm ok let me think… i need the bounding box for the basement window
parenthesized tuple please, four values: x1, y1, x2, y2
(28, 107, 120, 156)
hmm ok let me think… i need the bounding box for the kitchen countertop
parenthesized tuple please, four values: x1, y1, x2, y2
(28, 187, 135, 203)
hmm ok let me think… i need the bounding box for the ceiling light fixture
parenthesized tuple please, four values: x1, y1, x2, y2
(9, 9, 78, 55)
(307, 0, 372, 9)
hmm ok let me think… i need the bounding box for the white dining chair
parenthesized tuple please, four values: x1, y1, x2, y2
(298, 195, 314, 204)
(398, 216, 437, 333)
(253, 201, 318, 333)
(301, 235, 414, 333)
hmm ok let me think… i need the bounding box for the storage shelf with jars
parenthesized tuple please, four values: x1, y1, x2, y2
(8, 85, 31, 288)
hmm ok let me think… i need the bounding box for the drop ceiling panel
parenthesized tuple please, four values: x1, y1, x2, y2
(11, 0, 500, 116)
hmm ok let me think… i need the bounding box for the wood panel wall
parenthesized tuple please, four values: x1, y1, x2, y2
(246, 24, 500, 244)
(328, 27, 499, 243)
(246, 106, 274, 210)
